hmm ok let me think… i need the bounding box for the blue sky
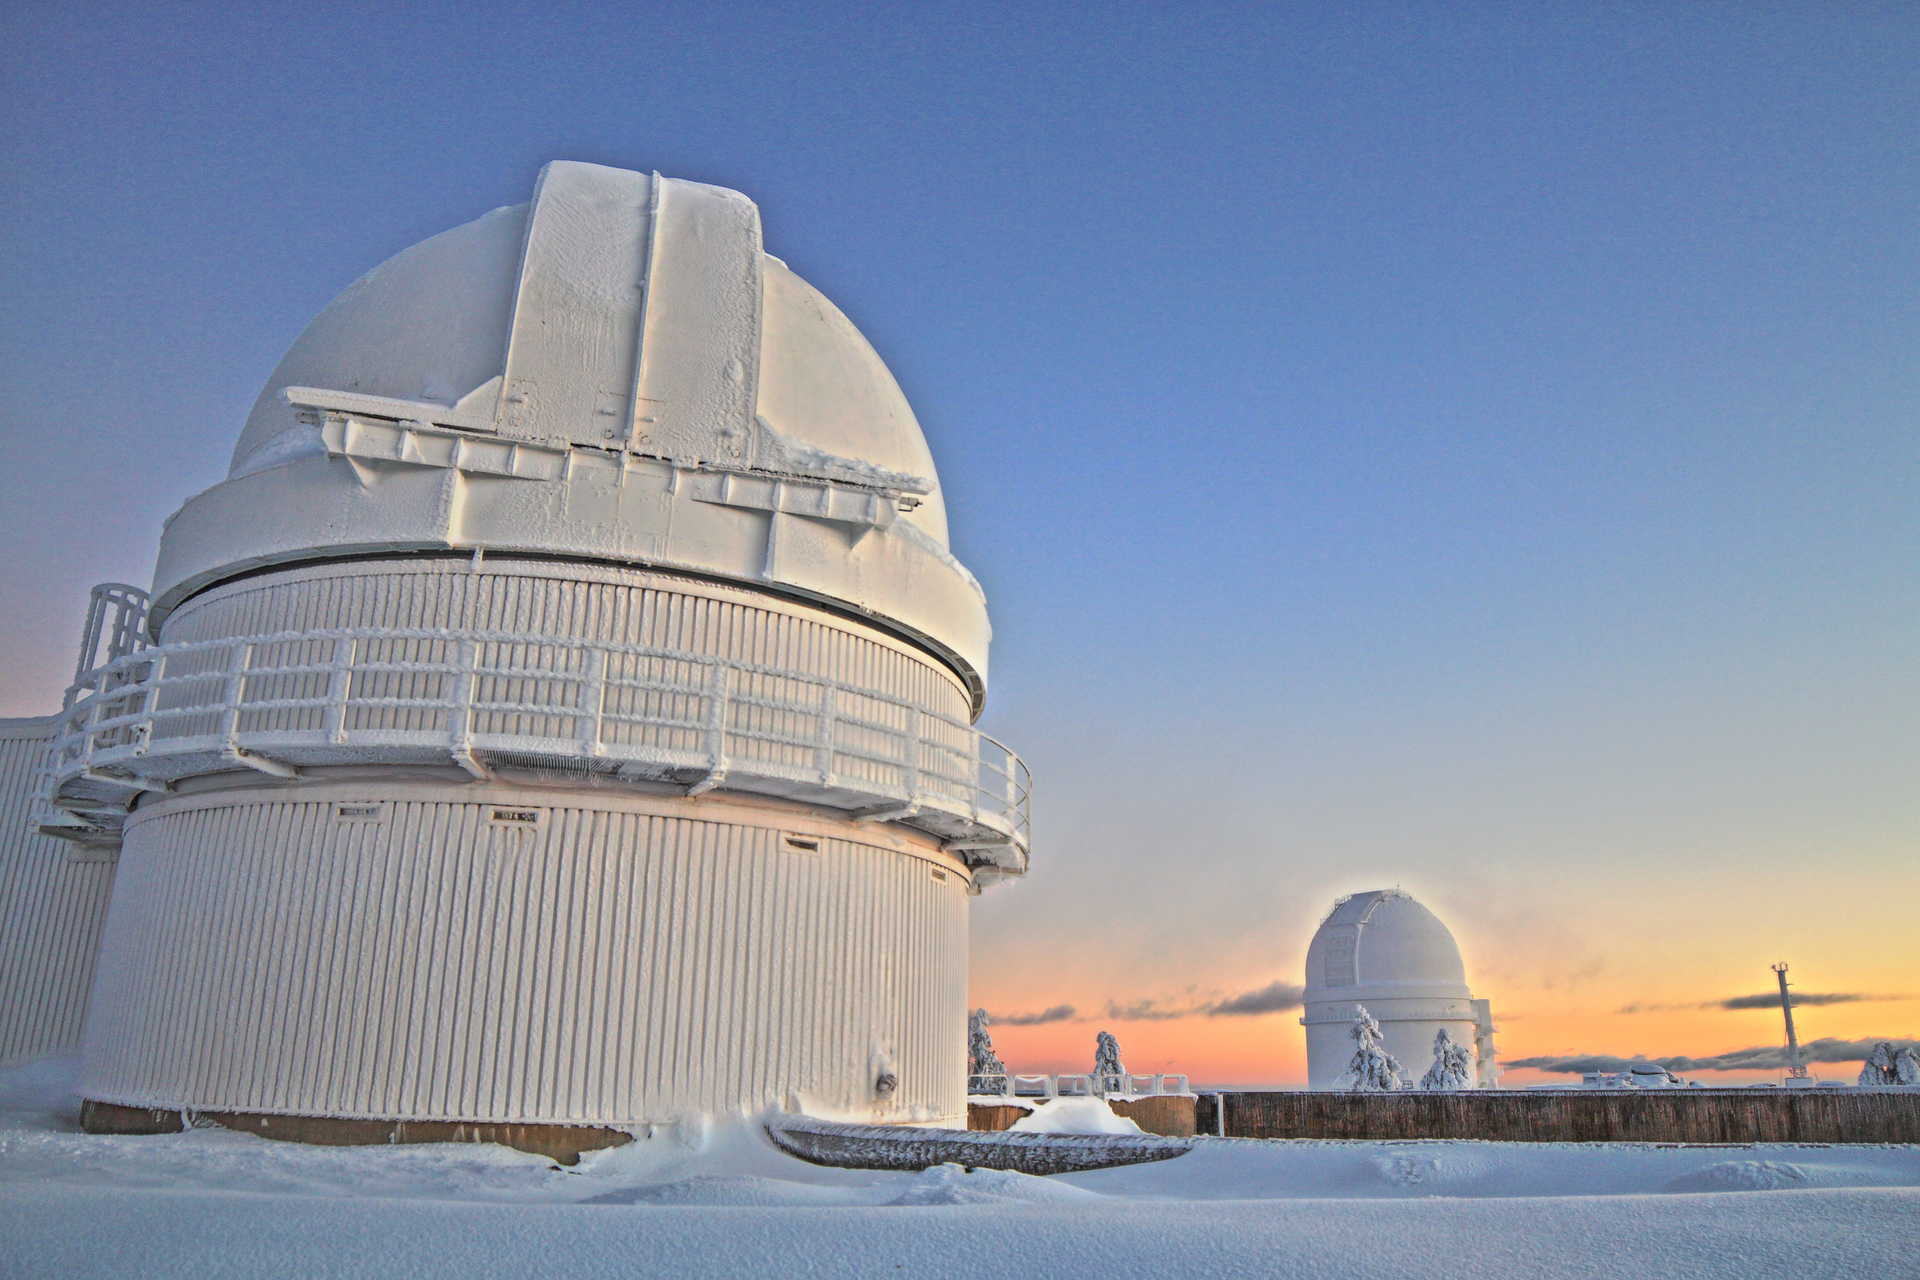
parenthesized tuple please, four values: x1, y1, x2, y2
(3, 1, 1915, 1079)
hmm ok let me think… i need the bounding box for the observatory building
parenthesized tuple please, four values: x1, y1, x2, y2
(1301, 890, 1496, 1089)
(0, 161, 1030, 1139)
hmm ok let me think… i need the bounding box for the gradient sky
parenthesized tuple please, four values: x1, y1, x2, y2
(3, 1, 1914, 1085)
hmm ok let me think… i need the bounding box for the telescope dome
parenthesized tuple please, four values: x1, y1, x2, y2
(1300, 889, 1491, 1089)
(152, 162, 987, 699)
(1304, 889, 1469, 999)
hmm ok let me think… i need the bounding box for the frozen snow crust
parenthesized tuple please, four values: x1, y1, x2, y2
(5, 1057, 1918, 1279)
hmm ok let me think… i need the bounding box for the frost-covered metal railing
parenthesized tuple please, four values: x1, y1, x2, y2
(972, 1074, 1194, 1100)
(39, 625, 1030, 871)
(67, 583, 150, 705)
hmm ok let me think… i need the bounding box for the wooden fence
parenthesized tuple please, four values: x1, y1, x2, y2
(1196, 1089, 1920, 1144)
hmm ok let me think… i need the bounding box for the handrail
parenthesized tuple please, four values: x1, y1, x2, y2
(976, 1073, 1196, 1100)
(42, 624, 1031, 870)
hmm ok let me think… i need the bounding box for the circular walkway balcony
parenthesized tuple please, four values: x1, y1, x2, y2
(40, 624, 1030, 882)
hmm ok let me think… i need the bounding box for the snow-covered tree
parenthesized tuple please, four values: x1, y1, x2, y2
(1093, 1030, 1126, 1089)
(1894, 1046, 1920, 1087)
(1420, 1027, 1474, 1091)
(967, 1008, 1007, 1095)
(1335, 1004, 1410, 1092)
(1859, 1042, 1898, 1086)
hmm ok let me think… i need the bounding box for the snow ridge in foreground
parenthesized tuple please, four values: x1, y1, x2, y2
(2, 1056, 1916, 1280)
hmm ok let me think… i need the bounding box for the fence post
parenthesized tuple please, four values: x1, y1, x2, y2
(815, 684, 836, 786)
(902, 711, 920, 809)
(687, 665, 732, 795)
(578, 646, 607, 756)
(221, 642, 250, 745)
(324, 635, 355, 744)
(1002, 746, 1018, 828)
(449, 638, 478, 752)
(133, 650, 167, 756)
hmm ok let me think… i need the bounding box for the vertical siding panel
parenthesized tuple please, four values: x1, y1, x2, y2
(0, 720, 116, 1065)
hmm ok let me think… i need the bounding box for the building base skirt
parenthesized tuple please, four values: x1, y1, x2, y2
(79, 1098, 631, 1164)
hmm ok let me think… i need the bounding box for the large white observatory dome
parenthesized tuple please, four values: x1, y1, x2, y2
(1301, 890, 1496, 1089)
(16, 162, 1031, 1149)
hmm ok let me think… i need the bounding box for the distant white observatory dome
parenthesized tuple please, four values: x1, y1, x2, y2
(12, 161, 1032, 1142)
(1301, 890, 1497, 1089)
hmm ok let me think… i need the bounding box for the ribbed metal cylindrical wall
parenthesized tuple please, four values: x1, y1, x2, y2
(162, 556, 973, 723)
(0, 719, 117, 1064)
(1303, 1001, 1482, 1090)
(81, 782, 969, 1126)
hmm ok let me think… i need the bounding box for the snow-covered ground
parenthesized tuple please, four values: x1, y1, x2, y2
(3, 1057, 1915, 1278)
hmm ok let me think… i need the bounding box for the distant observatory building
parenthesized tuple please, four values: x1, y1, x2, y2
(1302, 890, 1496, 1089)
(0, 162, 1029, 1139)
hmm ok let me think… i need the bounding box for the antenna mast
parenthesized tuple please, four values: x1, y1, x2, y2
(1773, 962, 1809, 1080)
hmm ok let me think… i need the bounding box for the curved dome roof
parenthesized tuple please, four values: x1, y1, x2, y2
(153, 162, 991, 700)
(1303, 889, 1470, 999)
(228, 175, 949, 543)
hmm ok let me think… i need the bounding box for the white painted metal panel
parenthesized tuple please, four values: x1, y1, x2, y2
(0, 718, 116, 1064)
(631, 176, 762, 464)
(81, 785, 969, 1126)
(497, 163, 653, 448)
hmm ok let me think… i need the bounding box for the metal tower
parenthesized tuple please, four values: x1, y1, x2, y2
(1773, 962, 1809, 1080)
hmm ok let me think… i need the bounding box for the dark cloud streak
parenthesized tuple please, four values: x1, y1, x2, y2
(1615, 992, 1898, 1015)
(1103, 999, 1192, 1022)
(1099, 979, 1307, 1022)
(1209, 981, 1306, 1017)
(1718, 991, 1872, 1010)
(996, 1004, 1077, 1026)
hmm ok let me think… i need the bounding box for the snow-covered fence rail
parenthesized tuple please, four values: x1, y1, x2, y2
(38, 624, 1031, 870)
(1199, 1089, 1920, 1144)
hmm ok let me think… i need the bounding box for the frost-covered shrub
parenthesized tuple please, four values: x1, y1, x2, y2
(1335, 1005, 1410, 1092)
(1419, 1027, 1474, 1091)
(1093, 1031, 1126, 1090)
(967, 1009, 1008, 1095)
(1855, 1043, 1920, 1086)
(1859, 1042, 1897, 1086)
(1894, 1046, 1920, 1087)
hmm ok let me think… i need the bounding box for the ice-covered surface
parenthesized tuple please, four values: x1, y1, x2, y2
(4, 1056, 1917, 1278)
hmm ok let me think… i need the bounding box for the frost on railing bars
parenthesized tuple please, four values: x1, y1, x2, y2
(973, 1074, 1196, 1100)
(38, 625, 1031, 872)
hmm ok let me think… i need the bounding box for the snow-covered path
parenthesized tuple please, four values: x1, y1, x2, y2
(3, 1058, 1915, 1278)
